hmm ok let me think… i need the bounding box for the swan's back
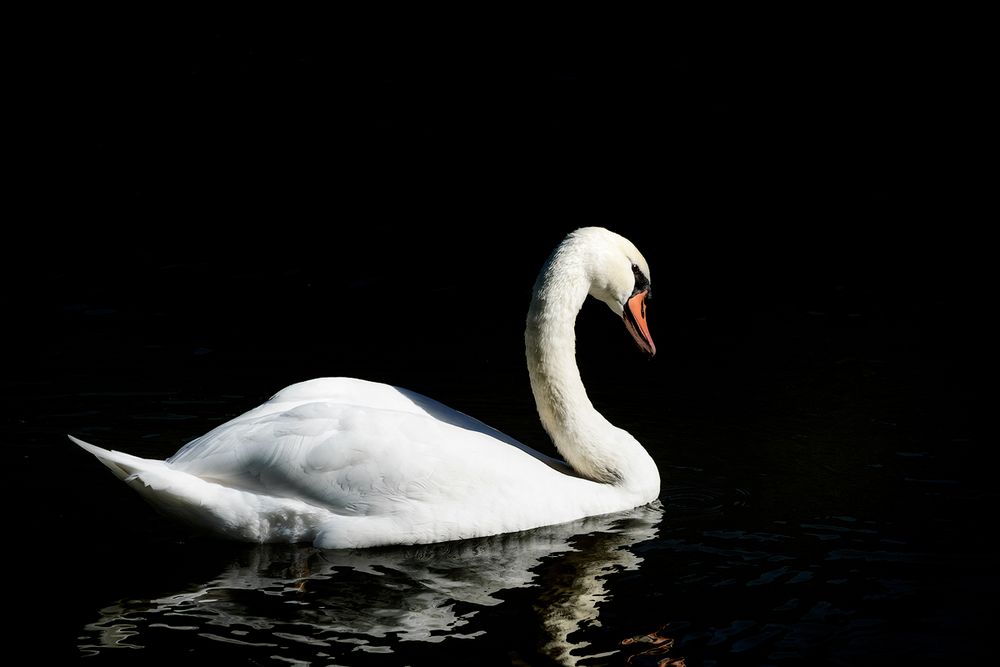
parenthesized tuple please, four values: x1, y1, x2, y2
(149, 378, 605, 546)
(170, 377, 561, 474)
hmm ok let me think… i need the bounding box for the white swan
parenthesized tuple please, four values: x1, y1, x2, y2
(72, 226, 659, 549)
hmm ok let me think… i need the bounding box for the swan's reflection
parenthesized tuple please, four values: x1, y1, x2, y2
(82, 502, 662, 664)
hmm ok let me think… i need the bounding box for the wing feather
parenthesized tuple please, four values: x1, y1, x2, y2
(166, 379, 560, 519)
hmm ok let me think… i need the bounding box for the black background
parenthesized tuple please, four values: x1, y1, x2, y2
(9, 18, 987, 384)
(4, 14, 991, 662)
(7, 14, 988, 502)
(6, 14, 989, 526)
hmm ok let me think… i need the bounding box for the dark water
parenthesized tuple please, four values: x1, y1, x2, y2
(6, 283, 990, 664)
(8, 23, 989, 665)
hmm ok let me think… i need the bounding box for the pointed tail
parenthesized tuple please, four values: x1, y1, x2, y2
(69, 434, 170, 482)
(70, 434, 325, 544)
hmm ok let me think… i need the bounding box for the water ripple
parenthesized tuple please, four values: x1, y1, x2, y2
(661, 482, 751, 520)
(78, 504, 665, 664)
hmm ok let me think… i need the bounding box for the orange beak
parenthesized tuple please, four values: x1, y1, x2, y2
(623, 289, 655, 356)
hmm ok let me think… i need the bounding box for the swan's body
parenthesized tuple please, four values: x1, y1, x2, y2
(73, 227, 659, 548)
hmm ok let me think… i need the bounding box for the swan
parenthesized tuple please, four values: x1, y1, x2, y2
(72, 226, 659, 549)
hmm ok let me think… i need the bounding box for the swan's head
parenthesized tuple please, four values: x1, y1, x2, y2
(575, 227, 656, 357)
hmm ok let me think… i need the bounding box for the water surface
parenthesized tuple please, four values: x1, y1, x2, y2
(8, 318, 990, 664)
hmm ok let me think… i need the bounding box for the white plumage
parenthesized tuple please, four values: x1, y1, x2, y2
(73, 227, 659, 548)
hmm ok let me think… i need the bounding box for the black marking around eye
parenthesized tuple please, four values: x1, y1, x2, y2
(631, 263, 651, 298)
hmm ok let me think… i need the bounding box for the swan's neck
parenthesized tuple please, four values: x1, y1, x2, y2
(524, 243, 658, 496)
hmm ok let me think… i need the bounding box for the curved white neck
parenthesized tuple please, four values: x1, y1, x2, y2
(524, 241, 659, 497)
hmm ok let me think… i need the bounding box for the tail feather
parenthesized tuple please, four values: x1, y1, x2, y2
(70, 434, 325, 543)
(69, 434, 168, 482)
